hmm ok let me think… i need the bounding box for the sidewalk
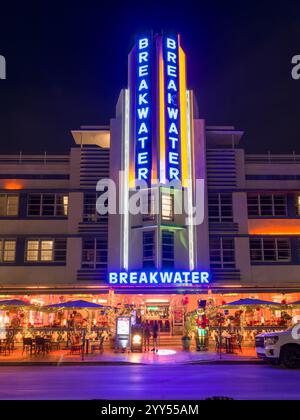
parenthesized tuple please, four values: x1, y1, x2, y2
(0, 347, 262, 366)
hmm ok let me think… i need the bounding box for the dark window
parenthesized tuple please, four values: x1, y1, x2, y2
(83, 193, 108, 223)
(247, 194, 287, 217)
(0, 194, 19, 217)
(27, 194, 68, 217)
(82, 238, 108, 269)
(0, 239, 16, 262)
(142, 191, 157, 222)
(295, 195, 300, 216)
(54, 239, 67, 262)
(210, 237, 235, 268)
(143, 231, 155, 268)
(250, 238, 291, 262)
(161, 192, 174, 221)
(162, 231, 174, 269)
(25, 239, 67, 263)
(208, 193, 233, 222)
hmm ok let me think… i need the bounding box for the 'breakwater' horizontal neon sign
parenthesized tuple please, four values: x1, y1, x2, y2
(163, 35, 181, 181)
(108, 271, 210, 286)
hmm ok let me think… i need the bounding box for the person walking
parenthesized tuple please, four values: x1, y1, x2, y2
(151, 320, 159, 352)
(143, 320, 151, 352)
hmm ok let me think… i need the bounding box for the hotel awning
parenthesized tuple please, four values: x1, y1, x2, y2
(221, 298, 282, 308)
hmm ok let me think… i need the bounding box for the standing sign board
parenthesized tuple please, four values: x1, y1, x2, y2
(115, 316, 131, 351)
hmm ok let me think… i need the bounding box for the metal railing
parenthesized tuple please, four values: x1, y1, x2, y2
(245, 153, 300, 164)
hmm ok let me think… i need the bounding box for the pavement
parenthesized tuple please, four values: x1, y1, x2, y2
(0, 364, 299, 400)
(0, 346, 260, 365)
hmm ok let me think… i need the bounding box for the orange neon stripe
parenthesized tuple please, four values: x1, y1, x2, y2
(4, 182, 23, 190)
(128, 54, 136, 187)
(179, 38, 188, 187)
(159, 39, 166, 184)
(248, 219, 300, 235)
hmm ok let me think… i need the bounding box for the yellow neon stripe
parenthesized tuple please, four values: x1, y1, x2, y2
(159, 39, 166, 184)
(189, 90, 196, 185)
(128, 56, 135, 188)
(179, 40, 188, 187)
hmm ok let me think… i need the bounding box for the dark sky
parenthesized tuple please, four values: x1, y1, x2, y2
(0, 0, 299, 154)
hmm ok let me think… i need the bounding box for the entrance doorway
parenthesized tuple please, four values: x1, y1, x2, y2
(144, 302, 170, 333)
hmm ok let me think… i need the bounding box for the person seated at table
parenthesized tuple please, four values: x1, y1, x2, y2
(222, 330, 232, 338)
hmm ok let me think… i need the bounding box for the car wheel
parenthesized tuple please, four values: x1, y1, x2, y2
(281, 346, 300, 369)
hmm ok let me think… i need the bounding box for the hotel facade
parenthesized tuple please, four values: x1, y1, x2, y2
(0, 33, 300, 331)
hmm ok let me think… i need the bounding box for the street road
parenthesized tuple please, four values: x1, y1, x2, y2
(0, 364, 299, 400)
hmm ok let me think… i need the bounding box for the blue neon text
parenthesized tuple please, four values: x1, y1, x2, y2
(135, 37, 152, 183)
(108, 271, 210, 286)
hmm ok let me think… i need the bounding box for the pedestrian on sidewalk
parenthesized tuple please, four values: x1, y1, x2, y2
(151, 320, 159, 353)
(143, 320, 151, 352)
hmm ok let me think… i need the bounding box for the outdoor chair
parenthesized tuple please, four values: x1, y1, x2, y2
(22, 338, 34, 355)
(35, 337, 49, 355)
(70, 335, 83, 355)
(0, 339, 11, 356)
(50, 340, 61, 351)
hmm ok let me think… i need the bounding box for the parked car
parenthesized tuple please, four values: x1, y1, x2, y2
(256, 324, 300, 369)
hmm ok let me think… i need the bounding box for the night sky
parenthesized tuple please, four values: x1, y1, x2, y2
(0, 1, 299, 154)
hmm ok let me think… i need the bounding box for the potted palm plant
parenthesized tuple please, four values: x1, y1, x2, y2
(182, 311, 197, 351)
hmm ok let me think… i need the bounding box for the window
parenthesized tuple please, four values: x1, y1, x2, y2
(142, 191, 157, 222)
(0, 240, 16, 262)
(210, 237, 235, 268)
(81, 238, 108, 269)
(161, 192, 174, 221)
(162, 231, 174, 269)
(27, 193, 68, 217)
(143, 231, 155, 268)
(25, 239, 66, 263)
(0, 194, 19, 216)
(247, 194, 287, 217)
(296, 195, 300, 216)
(250, 238, 291, 262)
(83, 193, 107, 223)
(208, 193, 233, 222)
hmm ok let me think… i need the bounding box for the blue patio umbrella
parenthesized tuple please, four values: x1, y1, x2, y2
(221, 298, 281, 308)
(45, 300, 105, 310)
(0, 299, 31, 307)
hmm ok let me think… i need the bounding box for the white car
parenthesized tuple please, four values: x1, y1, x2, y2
(256, 324, 300, 369)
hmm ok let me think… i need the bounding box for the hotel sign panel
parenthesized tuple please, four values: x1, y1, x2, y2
(135, 36, 152, 184)
(132, 33, 184, 185)
(108, 271, 210, 286)
(163, 35, 181, 182)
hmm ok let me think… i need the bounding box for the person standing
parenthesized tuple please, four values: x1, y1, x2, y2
(151, 320, 159, 352)
(143, 320, 151, 352)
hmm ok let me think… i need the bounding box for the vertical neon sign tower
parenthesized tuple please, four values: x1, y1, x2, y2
(118, 32, 198, 272)
(128, 33, 191, 187)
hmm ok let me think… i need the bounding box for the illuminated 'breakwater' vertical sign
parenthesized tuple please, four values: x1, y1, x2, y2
(135, 37, 152, 184)
(163, 36, 181, 181)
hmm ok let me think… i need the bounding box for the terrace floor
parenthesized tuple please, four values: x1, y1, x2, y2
(0, 346, 258, 365)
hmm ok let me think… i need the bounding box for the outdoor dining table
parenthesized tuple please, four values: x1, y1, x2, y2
(0, 338, 8, 354)
(221, 334, 236, 354)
